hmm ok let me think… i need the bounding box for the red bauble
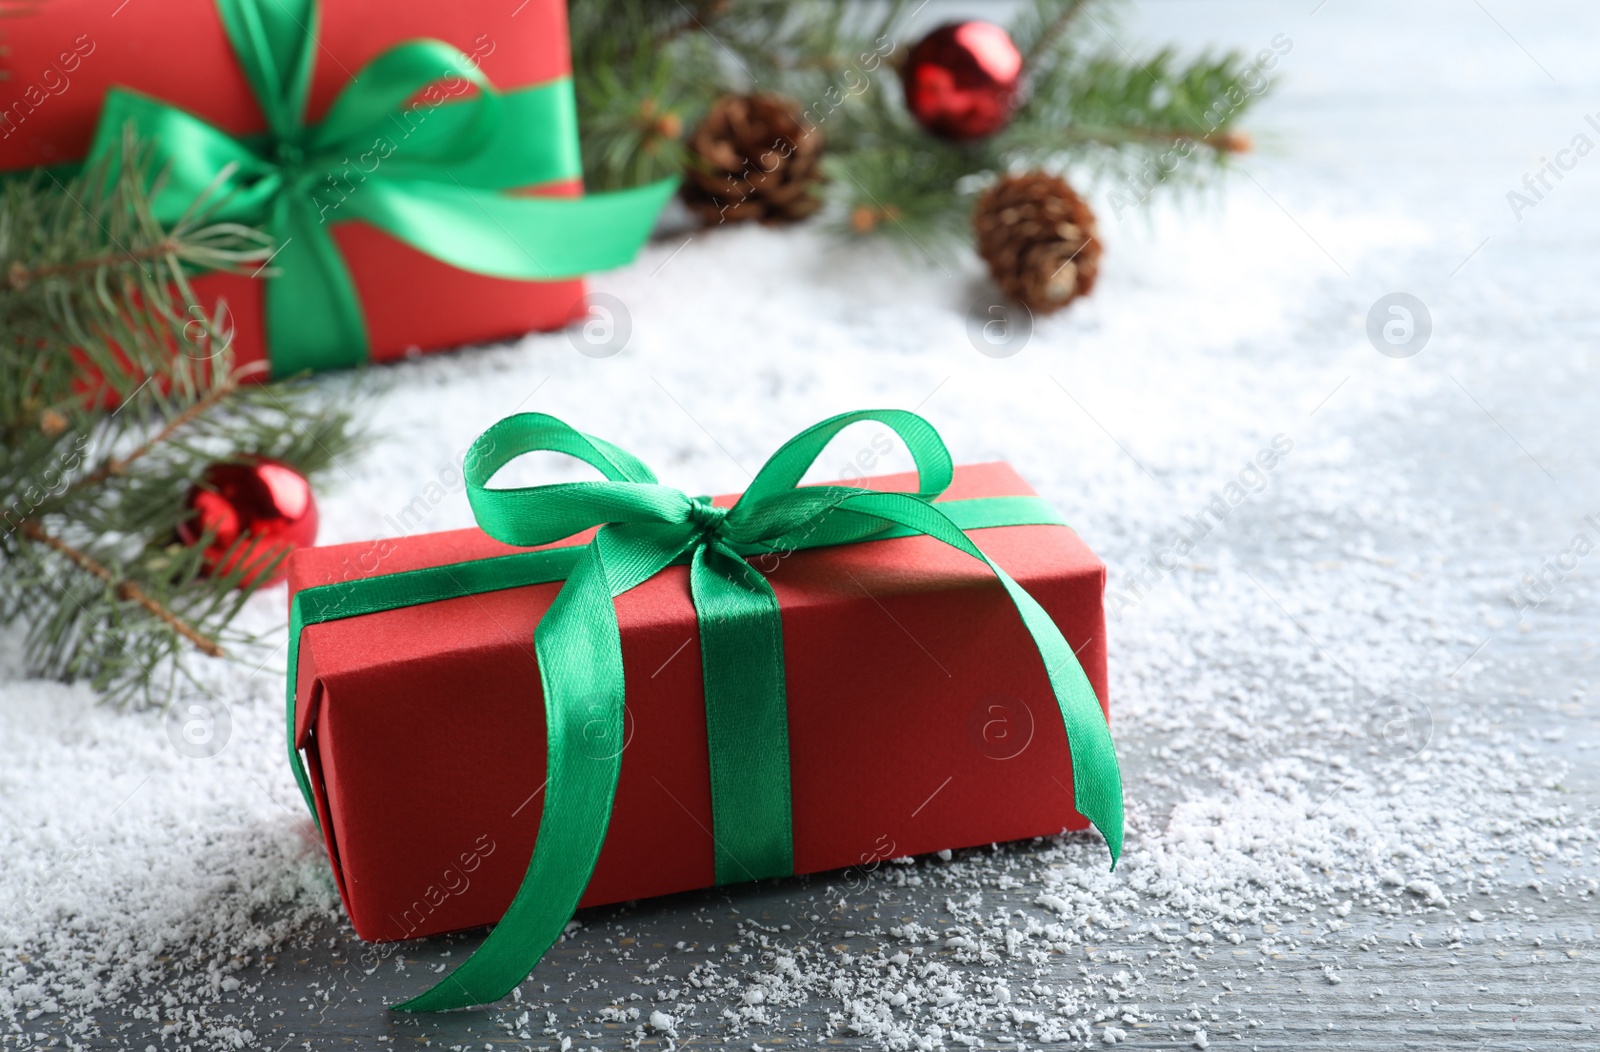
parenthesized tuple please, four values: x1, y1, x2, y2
(178, 458, 318, 587)
(901, 21, 1023, 141)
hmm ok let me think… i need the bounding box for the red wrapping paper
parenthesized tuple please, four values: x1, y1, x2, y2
(286, 462, 1109, 942)
(0, 0, 586, 371)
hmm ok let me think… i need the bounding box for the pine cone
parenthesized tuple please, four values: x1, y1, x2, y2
(681, 94, 823, 226)
(972, 172, 1101, 313)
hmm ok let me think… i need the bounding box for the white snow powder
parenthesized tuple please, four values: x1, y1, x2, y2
(3, 8, 1598, 1046)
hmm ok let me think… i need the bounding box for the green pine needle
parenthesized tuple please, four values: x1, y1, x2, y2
(0, 135, 364, 707)
(567, 0, 1274, 248)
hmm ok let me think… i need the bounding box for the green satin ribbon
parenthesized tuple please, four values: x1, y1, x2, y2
(284, 409, 1124, 1011)
(82, 0, 675, 376)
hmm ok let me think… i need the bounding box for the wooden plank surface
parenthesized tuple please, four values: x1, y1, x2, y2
(14, 1, 1600, 1049)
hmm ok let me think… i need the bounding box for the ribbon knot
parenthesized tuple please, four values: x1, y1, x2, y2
(685, 496, 728, 536)
(273, 140, 305, 167)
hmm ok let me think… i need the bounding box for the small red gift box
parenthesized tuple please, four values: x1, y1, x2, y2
(0, 0, 662, 375)
(287, 461, 1109, 943)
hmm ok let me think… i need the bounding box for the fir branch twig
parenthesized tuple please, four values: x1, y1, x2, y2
(70, 364, 264, 489)
(1023, 0, 1091, 67)
(17, 520, 226, 658)
(648, 0, 727, 52)
(5, 237, 184, 288)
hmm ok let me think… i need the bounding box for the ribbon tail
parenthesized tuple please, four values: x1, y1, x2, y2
(833, 491, 1125, 864)
(396, 541, 622, 1012)
(989, 554, 1123, 862)
(264, 194, 370, 376)
(341, 177, 679, 281)
(691, 540, 795, 885)
(396, 524, 681, 1012)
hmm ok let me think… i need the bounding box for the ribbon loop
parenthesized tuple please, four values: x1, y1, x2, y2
(734, 409, 954, 511)
(466, 413, 661, 487)
(310, 39, 501, 173)
(464, 413, 695, 548)
(722, 409, 956, 554)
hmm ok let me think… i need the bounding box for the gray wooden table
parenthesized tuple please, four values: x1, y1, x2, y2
(17, 1, 1600, 1048)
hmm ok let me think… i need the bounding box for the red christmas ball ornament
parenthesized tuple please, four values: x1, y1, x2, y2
(901, 21, 1024, 141)
(178, 458, 318, 587)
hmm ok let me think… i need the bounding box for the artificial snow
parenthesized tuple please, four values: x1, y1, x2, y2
(3, 1, 1599, 1048)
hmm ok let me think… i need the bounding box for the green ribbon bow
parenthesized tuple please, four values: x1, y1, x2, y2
(84, 0, 675, 376)
(285, 409, 1123, 1012)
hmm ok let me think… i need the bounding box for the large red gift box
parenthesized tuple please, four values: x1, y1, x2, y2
(0, 0, 590, 373)
(287, 461, 1109, 943)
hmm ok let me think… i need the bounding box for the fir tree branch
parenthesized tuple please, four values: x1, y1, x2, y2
(569, 0, 1269, 249)
(17, 519, 225, 658)
(648, 0, 729, 52)
(5, 237, 184, 288)
(69, 366, 260, 489)
(1023, 0, 1091, 67)
(0, 133, 363, 705)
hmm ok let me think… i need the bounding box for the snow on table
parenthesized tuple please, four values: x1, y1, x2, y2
(2, 1, 1598, 1049)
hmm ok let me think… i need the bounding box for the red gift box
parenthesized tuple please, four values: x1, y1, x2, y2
(287, 461, 1109, 943)
(0, 0, 593, 373)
